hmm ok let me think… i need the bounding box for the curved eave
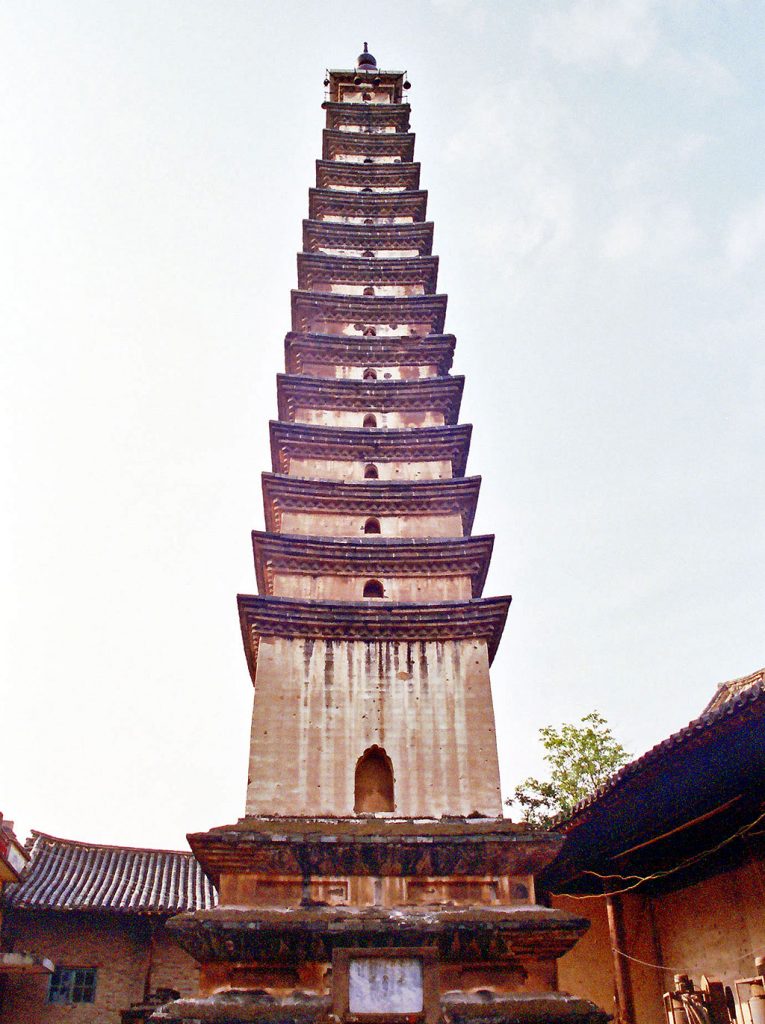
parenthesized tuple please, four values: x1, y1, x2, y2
(237, 593, 511, 683)
(302, 219, 434, 255)
(323, 102, 411, 131)
(296, 253, 439, 292)
(283, 331, 456, 375)
(268, 421, 472, 476)
(275, 373, 464, 424)
(168, 903, 585, 966)
(322, 129, 415, 161)
(308, 188, 427, 222)
(189, 816, 560, 885)
(261, 472, 481, 535)
(251, 531, 495, 598)
(316, 159, 420, 190)
(290, 290, 447, 334)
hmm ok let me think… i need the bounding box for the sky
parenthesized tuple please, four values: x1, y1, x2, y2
(1, 0, 763, 850)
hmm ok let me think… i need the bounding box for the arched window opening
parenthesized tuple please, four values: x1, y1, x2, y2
(363, 367, 377, 381)
(362, 250, 375, 258)
(363, 157, 374, 164)
(361, 186, 373, 193)
(355, 746, 394, 813)
(364, 217, 374, 225)
(363, 285, 375, 296)
(363, 413, 377, 428)
(363, 579, 384, 598)
(364, 463, 379, 479)
(364, 517, 381, 535)
(362, 326, 377, 337)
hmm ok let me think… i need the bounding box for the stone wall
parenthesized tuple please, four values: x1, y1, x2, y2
(0, 909, 199, 1023)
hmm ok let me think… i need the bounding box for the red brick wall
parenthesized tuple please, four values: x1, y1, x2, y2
(0, 909, 199, 1023)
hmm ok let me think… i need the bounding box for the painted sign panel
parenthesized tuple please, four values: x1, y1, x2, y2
(348, 957, 424, 1014)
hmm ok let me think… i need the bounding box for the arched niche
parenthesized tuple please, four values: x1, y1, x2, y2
(354, 745, 394, 813)
(363, 579, 384, 598)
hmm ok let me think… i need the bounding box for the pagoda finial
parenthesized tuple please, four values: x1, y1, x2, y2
(356, 42, 377, 71)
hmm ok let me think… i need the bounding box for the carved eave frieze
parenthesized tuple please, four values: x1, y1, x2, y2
(261, 473, 481, 534)
(324, 101, 411, 132)
(291, 291, 447, 334)
(268, 422, 472, 476)
(323, 129, 415, 162)
(275, 374, 464, 424)
(251, 532, 495, 598)
(167, 902, 587, 966)
(284, 332, 456, 375)
(309, 188, 427, 222)
(189, 817, 556, 883)
(303, 219, 434, 255)
(316, 159, 420, 191)
(237, 592, 510, 682)
(297, 254, 439, 292)
(327, 70, 406, 105)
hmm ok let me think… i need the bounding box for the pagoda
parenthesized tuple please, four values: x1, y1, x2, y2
(159, 46, 607, 1024)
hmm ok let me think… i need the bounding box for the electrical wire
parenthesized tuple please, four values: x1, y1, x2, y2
(551, 807, 765, 899)
(610, 946, 762, 975)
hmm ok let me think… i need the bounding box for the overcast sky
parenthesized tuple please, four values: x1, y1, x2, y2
(2, 0, 763, 850)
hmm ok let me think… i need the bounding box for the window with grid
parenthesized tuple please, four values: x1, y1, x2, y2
(48, 967, 97, 1004)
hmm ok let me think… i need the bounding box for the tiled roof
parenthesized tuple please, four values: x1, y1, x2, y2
(702, 666, 765, 714)
(558, 671, 765, 831)
(3, 832, 217, 914)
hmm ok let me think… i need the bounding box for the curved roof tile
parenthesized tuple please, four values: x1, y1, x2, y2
(3, 832, 217, 914)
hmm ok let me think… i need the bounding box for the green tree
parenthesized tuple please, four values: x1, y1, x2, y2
(508, 712, 629, 828)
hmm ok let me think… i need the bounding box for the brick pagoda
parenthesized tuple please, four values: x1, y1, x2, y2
(160, 46, 606, 1024)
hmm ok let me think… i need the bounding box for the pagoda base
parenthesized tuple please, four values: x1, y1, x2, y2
(153, 990, 609, 1024)
(156, 817, 608, 1024)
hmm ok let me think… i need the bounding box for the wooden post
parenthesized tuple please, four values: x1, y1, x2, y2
(606, 893, 635, 1024)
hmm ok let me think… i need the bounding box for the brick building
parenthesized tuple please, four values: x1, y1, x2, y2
(543, 668, 765, 1024)
(0, 832, 216, 1022)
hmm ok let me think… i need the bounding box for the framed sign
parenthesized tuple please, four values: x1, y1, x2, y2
(333, 948, 438, 1024)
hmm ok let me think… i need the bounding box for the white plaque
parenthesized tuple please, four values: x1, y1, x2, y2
(348, 957, 424, 1014)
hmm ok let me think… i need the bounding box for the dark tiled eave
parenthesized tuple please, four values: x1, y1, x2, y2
(323, 102, 411, 132)
(309, 188, 427, 222)
(268, 421, 472, 476)
(316, 160, 420, 191)
(252, 532, 495, 598)
(284, 332, 455, 375)
(559, 678, 765, 832)
(322, 129, 415, 161)
(297, 253, 439, 292)
(291, 290, 447, 334)
(261, 472, 481, 535)
(275, 373, 464, 424)
(302, 219, 434, 254)
(237, 593, 511, 681)
(2, 832, 217, 915)
(190, 815, 554, 882)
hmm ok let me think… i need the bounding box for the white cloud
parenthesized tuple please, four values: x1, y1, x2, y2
(444, 82, 576, 276)
(600, 201, 700, 263)
(533, 0, 659, 69)
(724, 194, 765, 272)
(533, 0, 738, 93)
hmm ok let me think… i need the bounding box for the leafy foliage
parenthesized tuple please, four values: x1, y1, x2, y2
(508, 712, 629, 828)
